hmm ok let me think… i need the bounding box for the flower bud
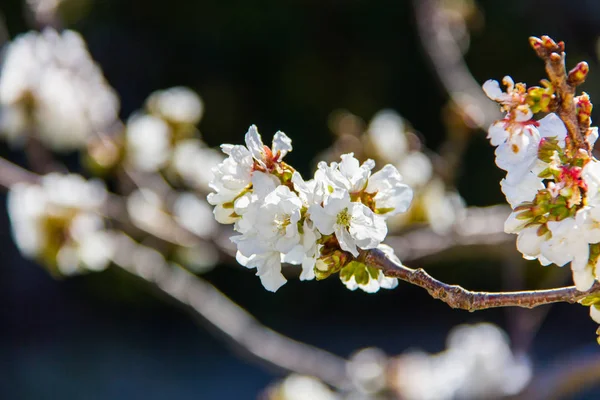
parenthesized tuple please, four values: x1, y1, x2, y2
(314, 250, 351, 280)
(568, 62, 589, 87)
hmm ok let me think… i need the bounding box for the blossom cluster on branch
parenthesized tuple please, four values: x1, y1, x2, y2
(483, 36, 600, 337)
(320, 108, 466, 234)
(208, 126, 414, 292)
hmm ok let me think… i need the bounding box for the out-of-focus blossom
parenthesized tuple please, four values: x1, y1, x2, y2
(146, 86, 204, 126)
(390, 323, 531, 400)
(346, 347, 388, 395)
(265, 374, 339, 400)
(125, 113, 171, 172)
(172, 139, 224, 192)
(7, 173, 114, 275)
(123, 86, 222, 190)
(365, 110, 465, 232)
(0, 29, 119, 150)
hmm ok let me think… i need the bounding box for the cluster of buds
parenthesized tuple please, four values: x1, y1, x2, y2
(483, 36, 600, 338)
(208, 126, 414, 292)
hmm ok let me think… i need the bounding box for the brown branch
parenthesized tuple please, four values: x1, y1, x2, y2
(529, 35, 589, 154)
(0, 155, 597, 312)
(112, 235, 350, 389)
(365, 247, 600, 311)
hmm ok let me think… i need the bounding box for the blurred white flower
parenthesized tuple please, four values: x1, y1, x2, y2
(392, 323, 531, 400)
(367, 109, 408, 162)
(125, 113, 171, 172)
(146, 86, 204, 126)
(422, 179, 466, 234)
(173, 192, 217, 239)
(7, 173, 114, 274)
(0, 29, 119, 150)
(172, 139, 224, 192)
(268, 374, 339, 400)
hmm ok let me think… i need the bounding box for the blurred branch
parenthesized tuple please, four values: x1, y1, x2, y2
(365, 248, 600, 311)
(0, 156, 39, 187)
(0, 156, 349, 387)
(386, 204, 511, 262)
(113, 234, 350, 389)
(517, 346, 600, 400)
(413, 0, 500, 129)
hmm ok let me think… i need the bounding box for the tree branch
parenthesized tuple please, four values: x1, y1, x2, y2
(365, 247, 600, 311)
(529, 35, 590, 154)
(413, 0, 500, 129)
(112, 235, 350, 389)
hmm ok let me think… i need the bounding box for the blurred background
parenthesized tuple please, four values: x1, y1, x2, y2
(2, 0, 600, 398)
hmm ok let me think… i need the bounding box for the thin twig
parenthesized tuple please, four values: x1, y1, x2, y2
(365, 247, 600, 311)
(529, 35, 590, 154)
(413, 0, 500, 130)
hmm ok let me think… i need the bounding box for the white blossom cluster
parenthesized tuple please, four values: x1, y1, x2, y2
(0, 29, 119, 150)
(208, 126, 413, 292)
(483, 77, 600, 292)
(391, 323, 531, 400)
(125, 86, 223, 192)
(7, 173, 114, 275)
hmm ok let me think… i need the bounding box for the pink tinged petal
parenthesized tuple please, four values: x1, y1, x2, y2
(245, 124, 265, 162)
(272, 131, 292, 159)
(308, 205, 336, 235)
(482, 79, 503, 100)
(335, 225, 359, 257)
(592, 305, 600, 324)
(514, 107, 533, 122)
